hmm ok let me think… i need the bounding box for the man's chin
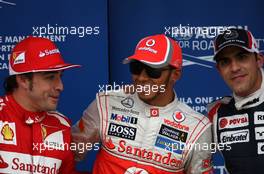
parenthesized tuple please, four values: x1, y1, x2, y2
(46, 104, 58, 111)
(137, 92, 156, 102)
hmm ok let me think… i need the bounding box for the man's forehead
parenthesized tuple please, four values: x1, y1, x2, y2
(215, 46, 250, 60)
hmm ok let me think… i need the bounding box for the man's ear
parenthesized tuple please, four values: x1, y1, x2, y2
(16, 75, 30, 90)
(257, 53, 264, 68)
(171, 68, 182, 82)
(216, 63, 220, 72)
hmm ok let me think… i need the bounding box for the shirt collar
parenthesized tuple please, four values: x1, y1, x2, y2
(7, 95, 46, 124)
(134, 90, 179, 117)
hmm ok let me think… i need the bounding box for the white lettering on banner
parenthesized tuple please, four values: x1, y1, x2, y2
(38, 35, 66, 42)
(179, 97, 192, 104)
(5, 36, 26, 43)
(256, 39, 264, 49)
(178, 97, 222, 114)
(213, 165, 226, 174)
(255, 127, 264, 140)
(218, 114, 249, 130)
(257, 142, 264, 154)
(0, 151, 61, 174)
(0, 63, 8, 70)
(192, 40, 214, 51)
(0, 54, 4, 60)
(0, 44, 14, 52)
(220, 129, 249, 144)
(254, 111, 264, 125)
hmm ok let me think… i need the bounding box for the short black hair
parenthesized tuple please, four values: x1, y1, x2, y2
(3, 73, 33, 94)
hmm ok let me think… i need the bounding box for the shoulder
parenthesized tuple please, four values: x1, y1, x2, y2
(96, 90, 127, 98)
(47, 111, 71, 127)
(177, 101, 210, 125)
(0, 96, 11, 117)
(96, 90, 133, 103)
(207, 96, 232, 122)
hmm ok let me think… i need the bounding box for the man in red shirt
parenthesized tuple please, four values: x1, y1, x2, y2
(0, 36, 85, 174)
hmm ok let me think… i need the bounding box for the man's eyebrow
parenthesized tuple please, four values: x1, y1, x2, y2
(234, 50, 251, 56)
(39, 71, 61, 75)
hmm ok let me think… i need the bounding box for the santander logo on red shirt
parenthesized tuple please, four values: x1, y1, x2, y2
(219, 114, 249, 130)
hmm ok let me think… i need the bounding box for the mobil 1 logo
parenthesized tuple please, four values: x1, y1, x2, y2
(108, 123, 137, 140)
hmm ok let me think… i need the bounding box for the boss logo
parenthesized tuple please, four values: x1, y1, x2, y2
(108, 123, 136, 140)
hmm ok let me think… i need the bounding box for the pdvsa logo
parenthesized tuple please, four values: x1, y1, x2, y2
(219, 114, 248, 130)
(124, 167, 149, 174)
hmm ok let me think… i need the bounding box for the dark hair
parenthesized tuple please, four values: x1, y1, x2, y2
(3, 73, 33, 94)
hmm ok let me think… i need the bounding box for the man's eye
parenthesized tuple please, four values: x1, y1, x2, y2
(46, 75, 55, 80)
(218, 59, 230, 67)
(237, 53, 249, 60)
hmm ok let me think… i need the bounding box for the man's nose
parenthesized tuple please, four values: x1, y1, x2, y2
(55, 77, 64, 91)
(137, 69, 149, 81)
(230, 59, 241, 72)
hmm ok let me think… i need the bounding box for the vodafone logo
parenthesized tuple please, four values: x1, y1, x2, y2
(219, 114, 249, 130)
(150, 108, 159, 117)
(124, 167, 149, 174)
(146, 39, 155, 47)
(173, 111, 185, 123)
